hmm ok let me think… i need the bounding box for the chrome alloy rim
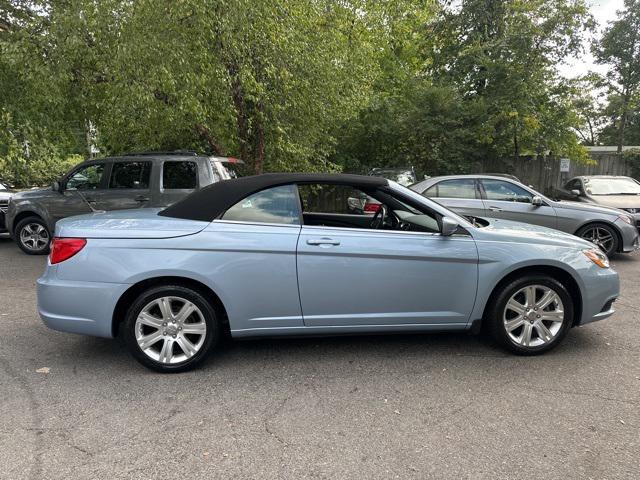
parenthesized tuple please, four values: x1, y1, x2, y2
(580, 226, 614, 253)
(20, 223, 49, 251)
(135, 296, 207, 364)
(503, 285, 565, 348)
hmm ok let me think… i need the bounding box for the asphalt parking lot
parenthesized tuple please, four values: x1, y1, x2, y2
(1, 236, 639, 480)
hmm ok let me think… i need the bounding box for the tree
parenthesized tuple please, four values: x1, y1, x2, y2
(424, 0, 593, 162)
(593, 0, 640, 152)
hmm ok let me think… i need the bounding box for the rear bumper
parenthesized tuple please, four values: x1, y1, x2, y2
(37, 275, 127, 338)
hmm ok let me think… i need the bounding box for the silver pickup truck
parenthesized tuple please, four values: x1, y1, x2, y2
(6, 151, 242, 255)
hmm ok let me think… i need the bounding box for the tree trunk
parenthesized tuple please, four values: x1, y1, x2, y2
(195, 124, 225, 156)
(617, 92, 630, 154)
(227, 63, 250, 165)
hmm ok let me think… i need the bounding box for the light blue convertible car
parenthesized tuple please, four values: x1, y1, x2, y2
(37, 173, 619, 372)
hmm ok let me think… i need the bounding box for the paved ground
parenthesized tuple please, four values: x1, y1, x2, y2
(0, 236, 639, 480)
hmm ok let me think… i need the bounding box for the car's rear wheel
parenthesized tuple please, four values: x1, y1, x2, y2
(576, 223, 618, 256)
(14, 216, 51, 255)
(123, 285, 219, 372)
(487, 275, 573, 355)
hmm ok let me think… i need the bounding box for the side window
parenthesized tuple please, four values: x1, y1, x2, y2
(482, 179, 533, 203)
(109, 161, 151, 189)
(163, 161, 198, 189)
(222, 184, 300, 225)
(298, 184, 370, 215)
(426, 179, 477, 199)
(66, 164, 105, 190)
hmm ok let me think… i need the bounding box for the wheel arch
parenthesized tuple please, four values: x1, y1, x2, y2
(12, 210, 46, 233)
(112, 276, 230, 337)
(481, 265, 583, 327)
(574, 220, 623, 253)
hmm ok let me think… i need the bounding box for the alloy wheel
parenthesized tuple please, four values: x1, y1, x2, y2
(502, 284, 565, 348)
(20, 223, 49, 252)
(135, 296, 207, 364)
(580, 226, 614, 254)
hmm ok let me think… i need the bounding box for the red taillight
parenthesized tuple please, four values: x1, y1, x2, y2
(49, 238, 87, 264)
(363, 202, 381, 213)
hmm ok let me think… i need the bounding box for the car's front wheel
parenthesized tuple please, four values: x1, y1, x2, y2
(576, 223, 618, 256)
(123, 285, 219, 372)
(14, 216, 51, 255)
(487, 275, 573, 355)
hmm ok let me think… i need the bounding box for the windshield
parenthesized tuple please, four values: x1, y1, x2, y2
(585, 177, 640, 195)
(388, 181, 473, 228)
(370, 169, 416, 186)
(0, 183, 6, 190)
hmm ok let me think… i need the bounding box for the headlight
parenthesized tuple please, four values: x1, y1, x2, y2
(583, 248, 610, 268)
(618, 214, 634, 225)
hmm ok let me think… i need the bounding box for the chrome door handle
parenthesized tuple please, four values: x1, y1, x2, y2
(306, 237, 341, 246)
(488, 206, 503, 212)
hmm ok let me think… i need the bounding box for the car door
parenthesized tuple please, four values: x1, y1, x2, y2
(422, 178, 486, 218)
(205, 184, 304, 333)
(296, 183, 479, 327)
(49, 162, 108, 221)
(479, 178, 557, 228)
(98, 160, 153, 211)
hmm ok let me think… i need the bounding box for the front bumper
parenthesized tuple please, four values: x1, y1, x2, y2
(577, 266, 620, 326)
(37, 274, 128, 338)
(615, 217, 640, 253)
(0, 206, 7, 233)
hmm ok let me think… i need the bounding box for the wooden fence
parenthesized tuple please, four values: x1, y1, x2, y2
(477, 150, 633, 196)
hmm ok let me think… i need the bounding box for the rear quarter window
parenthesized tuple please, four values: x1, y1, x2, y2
(163, 161, 198, 189)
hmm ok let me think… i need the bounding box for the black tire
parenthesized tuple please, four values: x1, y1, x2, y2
(487, 274, 573, 355)
(575, 222, 619, 257)
(123, 285, 219, 373)
(14, 216, 51, 255)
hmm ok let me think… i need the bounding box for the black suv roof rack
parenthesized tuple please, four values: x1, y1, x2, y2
(122, 150, 200, 157)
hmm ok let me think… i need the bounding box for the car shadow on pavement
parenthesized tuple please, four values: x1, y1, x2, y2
(59, 327, 603, 374)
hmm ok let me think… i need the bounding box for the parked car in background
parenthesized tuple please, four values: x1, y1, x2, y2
(6, 151, 242, 255)
(555, 176, 640, 228)
(368, 167, 417, 186)
(348, 167, 419, 214)
(410, 174, 639, 256)
(0, 181, 14, 234)
(37, 173, 618, 372)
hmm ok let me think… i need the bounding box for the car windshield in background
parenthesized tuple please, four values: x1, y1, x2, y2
(370, 169, 415, 186)
(0, 183, 6, 190)
(585, 178, 640, 195)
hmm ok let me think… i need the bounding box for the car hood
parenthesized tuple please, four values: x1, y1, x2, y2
(549, 199, 626, 216)
(55, 208, 209, 239)
(586, 195, 640, 210)
(10, 187, 58, 201)
(472, 218, 595, 250)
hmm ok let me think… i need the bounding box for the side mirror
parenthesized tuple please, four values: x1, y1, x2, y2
(51, 181, 62, 192)
(570, 189, 581, 197)
(531, 195, 543, 206)
(441, 216, 459, 236)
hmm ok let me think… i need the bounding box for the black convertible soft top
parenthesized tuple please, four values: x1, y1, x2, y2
(159, 173, 388, 222)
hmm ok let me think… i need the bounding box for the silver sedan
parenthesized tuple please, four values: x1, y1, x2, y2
(411, 175, 639, 256)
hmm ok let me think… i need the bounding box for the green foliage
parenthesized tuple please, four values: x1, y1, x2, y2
(593, 0, 640, 150)
(0, 0, 603, 183)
